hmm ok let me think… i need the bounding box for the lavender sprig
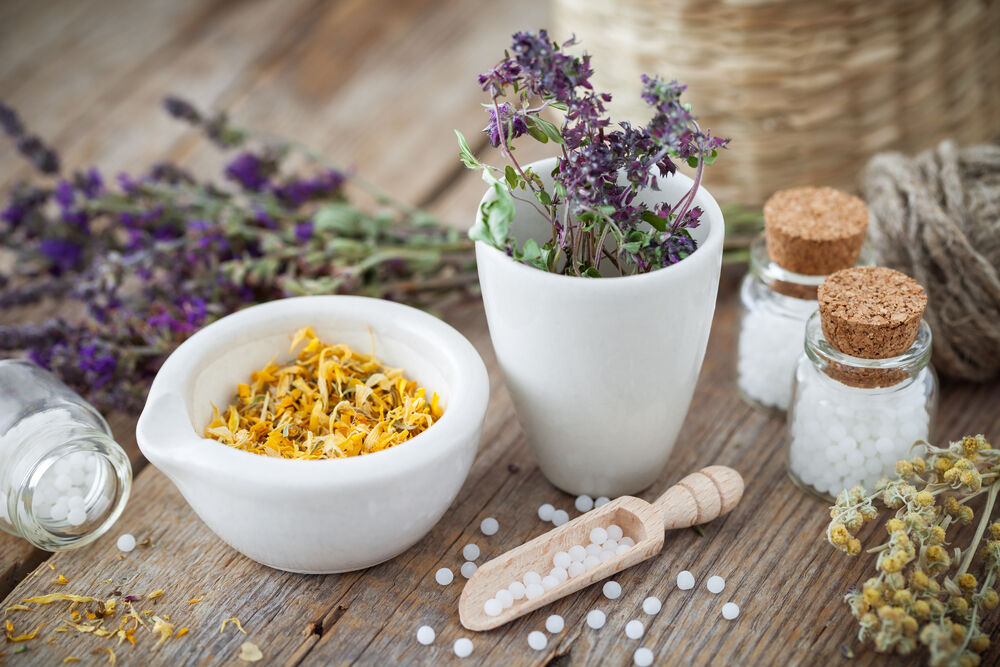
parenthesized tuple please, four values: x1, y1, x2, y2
(0, 99, 476, 413)
(457, 29, 729, 276)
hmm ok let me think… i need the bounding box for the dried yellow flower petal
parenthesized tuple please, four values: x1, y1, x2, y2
(4, 604, 32, 614)
(6, 622, 47, 641)
(187, 598, 203, 604)
(146, 590, 163, 600)
(151, 616, 174, 651)
(220, 617, 247, 635)
(63, 658, 81, 664)
(95, 647, 116, 665)
(204, 327, 441, 460)
(238, 641, 263, 662)
(53, 575, 68, 585)
(176, 627, 189, 638)
(22, 594, 95, 605)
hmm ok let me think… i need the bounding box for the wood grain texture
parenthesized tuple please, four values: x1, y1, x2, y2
(0, 1, 998, 665)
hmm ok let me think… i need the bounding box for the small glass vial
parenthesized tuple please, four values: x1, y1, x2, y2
(786, 268, 938, 500)
(737, 187, 871, 413)
(0, 359, 131, 550)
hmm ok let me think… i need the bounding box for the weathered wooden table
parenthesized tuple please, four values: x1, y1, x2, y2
(1, 1, 998, 664)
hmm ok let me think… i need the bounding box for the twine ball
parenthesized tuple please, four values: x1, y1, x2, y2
(861, 140, 1000, 382)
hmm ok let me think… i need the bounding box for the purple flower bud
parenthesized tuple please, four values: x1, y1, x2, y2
(224, 152, 270, 192)
(163, 96, 202, 124)
(295, 221, 314, 243)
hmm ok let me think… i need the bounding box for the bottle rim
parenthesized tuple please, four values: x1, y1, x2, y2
(749, 235, 877, 293)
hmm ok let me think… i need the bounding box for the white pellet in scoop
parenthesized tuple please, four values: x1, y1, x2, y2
(551, 510, 569, 526)
(508, 581, 526, 600)
(538, 503, 555, 521)
(615, 544, 631, 556)
(620, 537, 635, 548)
(707, 575, 725, 594)
(541, 575, 559, 590)
(484, 598, 503, 617)
(589, 527, 608, 545)
(568, 545, 587, 562)
(594, 496, 610, 507)
(625, 619, 644, 639)
(453, 638, 473, 658)
(642, 596, 661, 615)
(586, 609, 606, 629)
(463, 543, 480, 560)
(461, 561, 477, 579)
(585, 543, 602, 556)
(550, 567, 568, 583)
(435, 568, 454, 585)
(568, 561, 585, 578)
(606, 524, 623, 541)
(722, 602, 740, 620)
(583, 555, 600, 570)
(545, 614, 565, 633)
(603, 580, 622, 600)
(553, 550, 572, 569)
(575, 494, 594, 512)
(496, 589, 514, 609)
(117, 533, 136, 552)
(525, 583, 545, 600)
(634, 647, 654, 667)
(524, 571, 542, 586)
(416, 625, 435, 645)
(480, 517, 499, 536)
(527, 630, 547, 651)
(676, 570, 695, 590)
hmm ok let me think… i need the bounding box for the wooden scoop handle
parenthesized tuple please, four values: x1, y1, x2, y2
(652, 465, 744, 530)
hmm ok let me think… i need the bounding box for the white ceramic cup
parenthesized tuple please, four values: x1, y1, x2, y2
(137, 296, 489, 573)
(475, 158, 724, 496)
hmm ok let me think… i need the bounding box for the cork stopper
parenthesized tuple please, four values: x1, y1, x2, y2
(763, 187, 868, 275)
(818, 267, 928, 359)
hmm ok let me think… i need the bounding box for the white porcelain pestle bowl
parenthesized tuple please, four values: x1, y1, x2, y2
(136, 296, 489, 573)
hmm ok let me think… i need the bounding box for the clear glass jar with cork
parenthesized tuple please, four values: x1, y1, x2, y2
(786, 267, 938, 500)
(738, 187, 874, 412)
(0, 359, 132, 551)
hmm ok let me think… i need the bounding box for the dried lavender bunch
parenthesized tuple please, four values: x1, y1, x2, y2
(456, 29, 728, 277)
(826, 435, 1000, 666)
(0, 99, 475, 413)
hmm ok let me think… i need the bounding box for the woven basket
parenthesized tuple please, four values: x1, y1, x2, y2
(554, 0, 1000, 205)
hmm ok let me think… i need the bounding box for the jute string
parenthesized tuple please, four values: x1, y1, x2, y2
(861, 141, 1000, 382)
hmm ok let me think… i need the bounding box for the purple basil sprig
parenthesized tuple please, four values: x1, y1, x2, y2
(458, 29, 729, 276)
(0, 99, 475, 413)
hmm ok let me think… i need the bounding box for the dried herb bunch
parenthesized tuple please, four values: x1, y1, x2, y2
(826, 435, 1000, 666)
(457, 29, 728, 277)
(0, 99, 475, 413)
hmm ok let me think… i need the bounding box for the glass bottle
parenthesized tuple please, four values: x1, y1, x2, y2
(0, 359, 131, 551)
(737, 237, 874, 413)
(785, 312, 938, 500)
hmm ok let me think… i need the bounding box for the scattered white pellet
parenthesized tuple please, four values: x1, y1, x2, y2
(453, 637, 473, 658)
(642, 597, 661, 615)
(545, 614, 565, 633)
(676, 570, 695, 590)
(116, 533, 136, 552)
(722, 602, 740, 620)
(706, 575, 725, 594)
(590, 527, 608, 545)
(553, 551, 572, 569)
(551, 510, 569, 526)
(416, 625, 435, 645)
(541, 575, 559, 590)
(603, 581, 622, 600)
(496, 589, 514, 609)
(606, 524, 623, 541)
(435, 568, 454, 586)
(575, 495, 594, 512)
(527, 630, 547, 650)
(538, 503, 555, 521)
(568, 545, 587, 562)
(508, 581, 526, 599)
(461, 561, 478, 579)
(463, 543, 480, 560)
(634, 647, 654, 666)
(568, 561, 585, 578)
(586, 609, 606, 629)
(525, 583, 545, 600)
(594, 496, 610, 507)
(524, 571, 542, 586)
(625, 619, 644, 639)
(484, 598, 503, 616)
(480, 518, 499, 536)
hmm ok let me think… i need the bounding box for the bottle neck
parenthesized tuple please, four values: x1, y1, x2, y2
(2, 419, 132, 551)
(750, 236, 876, 301)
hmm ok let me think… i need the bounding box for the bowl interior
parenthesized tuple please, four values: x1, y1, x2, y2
(181, 305, 454, 436)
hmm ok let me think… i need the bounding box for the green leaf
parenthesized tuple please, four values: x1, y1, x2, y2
(582, 267, 602, 278)
(640, 210, 670, 232)
(470, 181, 516, 247)
(525, 120, 549, 144)
(530, 116, 566, 145)
(687, 156, 699, 168)
(504, 165, 518, 189)
(536, 189, 552, 206)
(520, 238, 541, 261)
(455, 130, 481, 169)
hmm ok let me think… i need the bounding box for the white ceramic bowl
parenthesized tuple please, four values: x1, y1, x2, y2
(136, 296, 489, 573)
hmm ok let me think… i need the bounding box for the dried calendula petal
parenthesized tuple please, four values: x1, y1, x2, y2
(95, 647, 116, 665)
(53, 575, 68, 585)
(146, 590, 163, 600)
(238, 641, 264, 662)
(203, 327, 442, 460)
(4, 604, 32, 613)
(187, 597, 203, 604)
(151, 616, 174, 650)
(220, 617, 247, 634)
(63, 657, 81, 663)
(7, 621, 47, 641)
(22, 594, 95, 605)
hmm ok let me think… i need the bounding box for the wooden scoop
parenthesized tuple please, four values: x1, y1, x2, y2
(459, 465, 744, 631)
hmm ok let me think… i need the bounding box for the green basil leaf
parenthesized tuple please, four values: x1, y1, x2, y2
(640, 210, 670, 232)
